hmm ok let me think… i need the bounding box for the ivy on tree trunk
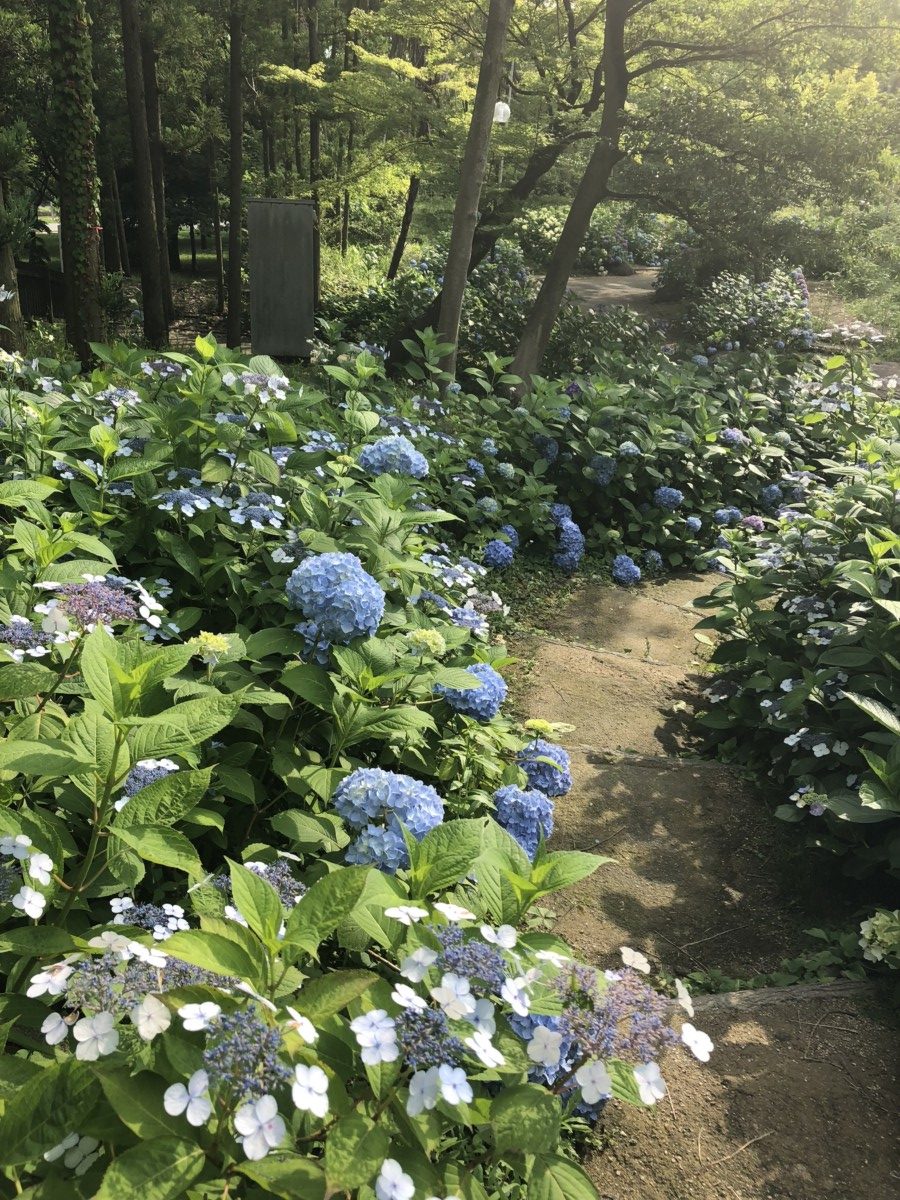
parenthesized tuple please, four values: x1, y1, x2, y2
(47, 0, 104, 364)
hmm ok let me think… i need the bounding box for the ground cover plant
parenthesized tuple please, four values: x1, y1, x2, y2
(0, 339, 720, 1198)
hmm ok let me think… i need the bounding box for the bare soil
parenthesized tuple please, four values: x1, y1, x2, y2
(511, 574, 900, 1200)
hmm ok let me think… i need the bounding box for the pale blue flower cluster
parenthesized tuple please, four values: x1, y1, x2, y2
(496, 462, 515, 481)
(481, 438, 498, 457)
(685, 515, 702, 534)
(358, 435, 428, 478)
(653, 486, 684, 511)
(483, 539, 514, 569)
(517, 739, 572, 797)
(466, 458, 486, 479)
(436, 662, 507, 722)
(493, 784, 554, 860)
(335, 767, 444, 871)
(286, 552, 384, 645)
(300, 430, 344, 454)
(618, 440, 641, 458)
(719, 427, 749, 447)
(553, 518, 585, 573)
(612, 554, 641, 586)
(476, 496, 501, 520)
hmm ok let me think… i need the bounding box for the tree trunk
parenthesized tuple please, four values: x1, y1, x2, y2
(0, 182, 25, 352)
(261, 113, 271, 177)
(387, 174, 419, 280)
(209, 140, 225, 315)
(99, 160, 122, 273)
(340, 124, 353, 256)
(510, 0, 630, 384)
(226, 0, 244, 347)
(119, 0, 167, 347)
(189, 221, 197, 273)
(436, 0, 515, 378)
(307, 0, 321, 302)
(111, 165, 131, 275)
(140, 16, 174, 322)
(168, 223, 181, 272)
(47, 0, 104, 362)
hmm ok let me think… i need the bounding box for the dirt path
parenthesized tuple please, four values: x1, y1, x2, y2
(514, 576, 899, 1200)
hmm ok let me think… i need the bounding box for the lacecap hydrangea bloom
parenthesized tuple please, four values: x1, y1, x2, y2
(483, 539, 514, 569)
(358, 435, 428, 479)
(612, 554, 641, 586)
(653, 486, 684, 511)
(286, 552, 384, 643)
(436, 662, 507, 722)
(493, 784, 554, 860)
(517, 739, 572, 797)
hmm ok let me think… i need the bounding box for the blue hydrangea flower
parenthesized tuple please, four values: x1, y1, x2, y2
(345, 824, 408, 872)
(642, 549, 664, 574)
(719, 427, 749, 447)
(761, 483, 783, 509)
(713, 507, 742, 527)
(499, 524, 519, 549)
(549, 503, 572, 525)
(449, 605, 489, 637)
(612, 554, 641, 586)
(590, 454, 616, 486)
(493, 784, 554, 860)
(517, 739, 572, 797)
(533, 435, 559, 464)
(436, 662, 507, 722)
(741, 515, 765, 532)
(481, 438, 498, 457)
(484, 539, 514, 569)
(496, 462, 515, 481)
(653, 486, 684, 511)
(358, 435, 428, 478)
(333, 767, 444, 839)
(553, 518, 584, 573)
(691, 354, 709, 367)
(286, 552, 384, 643)
(617, 441, 641, 458)
(476, 496, 501, 520)
(685, 515, 702, 534)
(466, 458, 486, 479)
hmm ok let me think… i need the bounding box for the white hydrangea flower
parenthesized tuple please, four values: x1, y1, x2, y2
(464, 1029, 504, 1068)
(407, 1066, 441, 1116)
(400, 946, 438, 983)
(178, 1001, 221, 1032)
(391, 983, 427, 1011)
(480, 923, 517, 949)
(233, 1094, 286, 1160)
(680, 1023, 714, 1062)
(291, 1064, 330, 1119)
(132, 994, 171, 1041)
(163, 1070, 212, 1126)
(433, 902, 476, 922)
(27, 960, 74, 998)
(385, 905, 429, 925)
(575, 1060, 612, 1104)
(634, 1061, 667, 1105)
(375, 1158, 415, 1200)
(674, 978, 694, 1018)
(431, 973, 476, 1020)
(283, 1006, 318, 1043)
(27, 851, 54, 886)
(438, 1064, 473, 1106)
(12, 886, 45, 919)
(41, 1011, 70, 1045)
(349, 1009, 398, 1065)
(620, 946, 651, 974)
(527, 1026, 563, 1067)
(73, 1012, 119, 1061)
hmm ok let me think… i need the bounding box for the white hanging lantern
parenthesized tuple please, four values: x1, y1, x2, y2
(493, 100, 511, 125)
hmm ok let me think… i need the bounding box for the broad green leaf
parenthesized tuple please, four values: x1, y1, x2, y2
(0, 738, 94, 778)
(112, 824, 203, 877)
(93, 1136, 205, 1200)
(490, 1084, 561, 1157)
(79, 625, 125, 716)
(410, 818, 489, 897)
(283, 866, 371, 955)
(280, 662, 333, 710)
(531, 850, 613, 895)
(127, 692, 243, 758)
(0, 663, 56, 701)
(324, 1113, 389, 1190)
(162, 929, 259, 979)
(60, 706, 123, 804)
(237, 1155, 327, 1199)
(114, 768, 212, 829)
(0, 926, 80, 956)
(527, 1155, 600, 1200)
(0, 1061, 102, 1165)
(96, 1071, 186, 1140)
(292, 970, 378, 1022)
(844, 691, 900, 737)
(228, 859, 283, 944)
(608, 1060, 644, 1105)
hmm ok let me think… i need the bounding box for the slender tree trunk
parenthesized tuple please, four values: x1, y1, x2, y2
(511, 0, 630, 384)
(209, 141, 225, 315)
(47, 0, 104, 362)
(226, 0, 244, 347)
(340, 124, 353, 256)
(140, 16, 174, 321)
(436, 0, 514, 378)
(261, 114, 271, 177)
(119, 0, 167, 346)
(307, 0, 321, 302)
(189, 221, 197, 273)
(387, 175, 419, 280)
(111, 165, 131, 274)
(99, 160, 122, 273)
(0, 182, 26, 352)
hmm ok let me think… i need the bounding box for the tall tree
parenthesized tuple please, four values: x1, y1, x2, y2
(140, 12, 174, 322)
(510, 0, 629, 382)
(119, 0, 168, 346)
(226, 0, 244, 347)
(437, 0, 515, 378)
(47, 0, 104, 362)
(0, 180, 26, 353)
